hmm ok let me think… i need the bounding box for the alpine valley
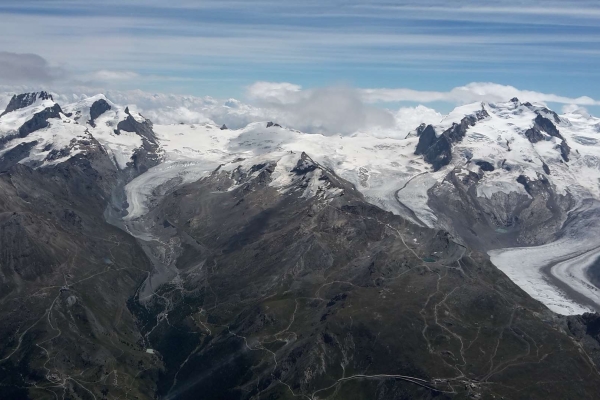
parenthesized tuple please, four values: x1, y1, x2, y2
(2, 91, 600, 400)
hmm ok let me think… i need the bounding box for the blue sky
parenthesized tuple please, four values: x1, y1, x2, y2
(0, 0, 600, 113)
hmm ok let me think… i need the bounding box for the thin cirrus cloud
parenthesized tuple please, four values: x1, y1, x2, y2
(0, 0, 598, 109)
(88, 70, 140, 81)
(0, 79, 596, 137)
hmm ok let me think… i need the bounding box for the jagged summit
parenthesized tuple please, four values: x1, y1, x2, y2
(1, 91, 54, 117)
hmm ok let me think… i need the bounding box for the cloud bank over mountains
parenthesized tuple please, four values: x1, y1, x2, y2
(249, 81, 600, 107)
(0, 53, 598, 136)
(360, 82, 600, 106)
(0, 79, 598, 136)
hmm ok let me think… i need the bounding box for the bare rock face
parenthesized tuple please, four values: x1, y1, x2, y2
(414, 125, 437, 156)
(475, 160, 495, 171)
(89, 98, 111, 127)
(0, 91, 53, 117)
(18, 103, 64, 137)
(524, 115, 571, 161)
(116, 110, 162, 173)
(415, 110, 489, 171)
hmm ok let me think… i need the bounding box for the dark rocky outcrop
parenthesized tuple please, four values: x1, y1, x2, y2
(537, 118, 570, 162)
(45, 146, 73, 162)
(220, 124, 228, 130)
(116, 111, 161, 172)
(414, 125, 437, 156)
(524, 102, 562, 124)
(535, 115, 561, 138)
(475, 160, 495, 171)
(524, 126, 545, 143)
(558, 141, 571, 162)
(516, 174, 551, 197)
(116, 113, 157, 145)
(415, 109, 489, 171)
(88, 98, 111, 127)
(266, 121, 281, 128)
(542, 162, 551, 175)
(523, 115, 571, 162)
(422, 134, 452, 171)
(17, 103, 63, 138)
(290, 152, 318, 174)
(0, 91, 53, 117)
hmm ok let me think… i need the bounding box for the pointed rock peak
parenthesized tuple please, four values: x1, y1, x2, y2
(415, 125, 437, 155)
(510, 97, 519, 103)
(124, 106, 130, 115)
(1, 91, 54, 117)
(89, 99, 112, 127)
(116, 112, 158, 145)
(524, 102, 561, 124)
(220, 124, 228, 130)
(475, 107, 490, 121)
(291, 152, 318, 175)
(416, 123, 427, 135)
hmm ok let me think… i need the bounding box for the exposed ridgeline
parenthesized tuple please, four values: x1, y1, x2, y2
(524, 114, 571, 162)
(18, 104, 66, 137)
(414, 107, 489, 171)
(89, 98, 111, 127)
(1, 91, 54, 117)
(115, 107, 162, 173)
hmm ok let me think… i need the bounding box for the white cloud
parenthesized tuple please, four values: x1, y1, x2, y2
(1, 81, 598, 137)
(246, 81, 302, 105)
(562, 104, 591, 117)
(88, 70, 140, 81)
(246, 83, 395, 135)
(394, 106, 443, 135)
(360, 82, 600, 106)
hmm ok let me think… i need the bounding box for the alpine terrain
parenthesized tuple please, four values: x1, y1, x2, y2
(2, 91, 600, 400)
